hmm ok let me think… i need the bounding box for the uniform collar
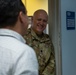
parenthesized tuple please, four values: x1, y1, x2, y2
(29, 28, 47, 42)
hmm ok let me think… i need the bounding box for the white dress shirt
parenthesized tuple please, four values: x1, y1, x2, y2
(0, 29, 38, 75)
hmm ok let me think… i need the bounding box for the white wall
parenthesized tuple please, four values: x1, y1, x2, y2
(61, 0, 76, 75)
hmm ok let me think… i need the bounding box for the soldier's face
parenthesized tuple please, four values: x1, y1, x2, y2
(32, 11, 48, 35)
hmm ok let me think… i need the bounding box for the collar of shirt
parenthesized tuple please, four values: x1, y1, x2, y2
(0, 29, 26, 44)
(29, 28, 49, 42)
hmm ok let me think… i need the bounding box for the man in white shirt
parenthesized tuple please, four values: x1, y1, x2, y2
(0, 0, 38, 75)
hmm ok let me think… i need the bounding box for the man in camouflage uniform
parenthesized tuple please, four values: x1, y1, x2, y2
(24, 9, 55, 75)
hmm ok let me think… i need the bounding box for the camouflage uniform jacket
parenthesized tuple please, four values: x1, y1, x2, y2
(24, 28, 55, 75)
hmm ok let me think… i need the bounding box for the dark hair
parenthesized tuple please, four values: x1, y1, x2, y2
(0, 0, 27, 28)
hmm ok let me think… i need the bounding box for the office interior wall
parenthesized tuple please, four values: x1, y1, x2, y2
(61, 0, 76, 75)
(22, 0, 48, 16)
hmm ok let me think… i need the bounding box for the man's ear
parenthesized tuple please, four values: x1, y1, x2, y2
(18, 11, 24, 23)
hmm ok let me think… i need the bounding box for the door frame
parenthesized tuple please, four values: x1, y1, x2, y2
(48, 0, 62, 75)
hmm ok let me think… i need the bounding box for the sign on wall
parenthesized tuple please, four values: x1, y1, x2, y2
(66, 11, 75, 30)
